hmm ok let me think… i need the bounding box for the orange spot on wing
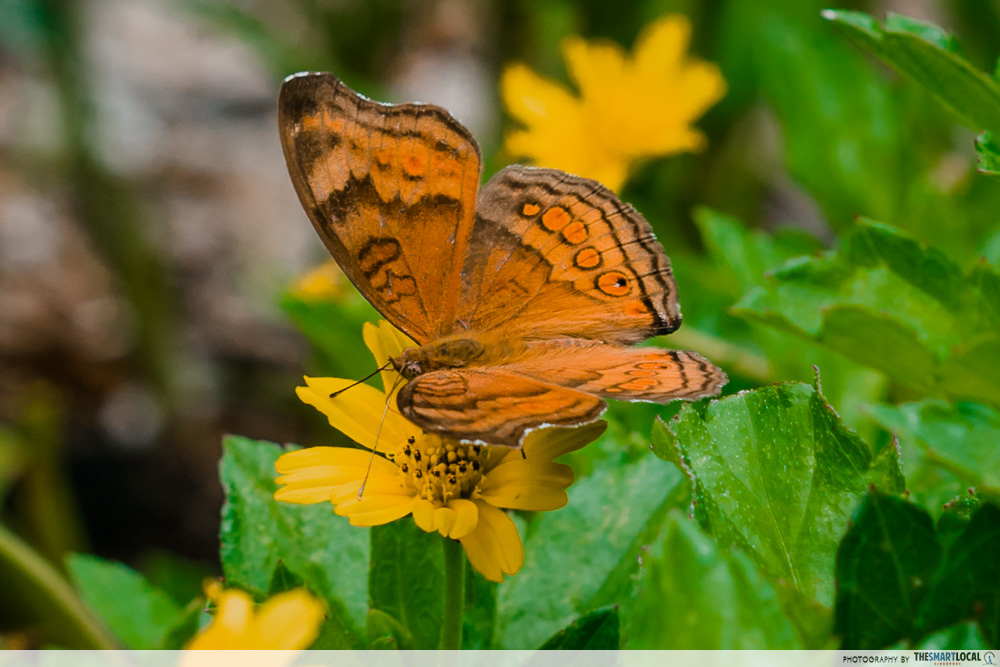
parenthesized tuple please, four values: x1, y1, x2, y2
(627, 369, 658, 378)
(522, 202, 541, 216)
(402, 151, 428, 177)
(541, 206, 571, 231)
(637, 361, 669, 370)
(562, 221, 588, 244)
(624, 300, 649, 317)
(597, 271, 632, 297)
(574, 247, 601, 269)
(619, 378, 658, 391)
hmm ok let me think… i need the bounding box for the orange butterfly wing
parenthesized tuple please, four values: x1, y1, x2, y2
(457, 166, 681, 345)
(397, 368, 606, 445)
(278, 72, 481, 344)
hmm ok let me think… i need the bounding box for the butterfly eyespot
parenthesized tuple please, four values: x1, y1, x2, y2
(561, 221, 588, 244)
(407, 436, 416, 445)
(540, 206, 571, 231)
(521, 202, 541, 216)
(400, 463, 409, 473)
(574, 247, 602, 269)
(597, 271, 633, 296)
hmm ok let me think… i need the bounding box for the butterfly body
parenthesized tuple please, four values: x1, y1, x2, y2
(279, 72, 727, 447)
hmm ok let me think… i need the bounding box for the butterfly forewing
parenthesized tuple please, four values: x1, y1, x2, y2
(459, 166, 682, 344)
(278, 73, 482, 343)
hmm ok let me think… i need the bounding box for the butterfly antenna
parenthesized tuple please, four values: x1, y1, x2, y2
(329, 361, 392, 399)
(358, 373, 407, 501)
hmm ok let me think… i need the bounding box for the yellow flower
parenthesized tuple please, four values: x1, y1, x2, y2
(289, 259, 347, 301)
(501, 15, 726, 191)
(185, 581, 324, 650)
(275, 321, 606, 583)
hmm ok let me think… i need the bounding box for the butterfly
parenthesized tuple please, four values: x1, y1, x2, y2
(278, 72, 727, 447)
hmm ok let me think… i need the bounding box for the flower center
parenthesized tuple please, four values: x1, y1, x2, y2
(391, 436, 487, 504)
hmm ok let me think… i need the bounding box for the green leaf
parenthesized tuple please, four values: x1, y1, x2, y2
(916, 503, 1000, 645)
(834, 493, 1000, 648)
(733, 220, 1000, 404)
(159, 599, 205, 650)
(652, 380, 904, 609)
(65, 554, 185, 649)
(218, 435, 367, 647)
(834, 491, 940, 649)
(365, 608, 414, 650)
(976, 131, 1000, 175)
(266, 561, 306, 597)
(495, 425, 688, 648)
(368, 520, 443, 649)
(627, 512, 801, 649)
(865, 400, 1000, 498)
(538, 606, 619, 649)
(280, 291, 380, 380)
(757, 14, 905, 227)
(825, 10, 1000, 134)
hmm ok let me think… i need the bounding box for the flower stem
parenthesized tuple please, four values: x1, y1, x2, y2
(441, 538, 465, 650)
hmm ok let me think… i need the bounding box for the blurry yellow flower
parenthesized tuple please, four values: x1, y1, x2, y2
(289, 259, 347, 301)
(185, 581, 324, 650)
(502, 15, 726, 191)
(275, 321, 606, 583)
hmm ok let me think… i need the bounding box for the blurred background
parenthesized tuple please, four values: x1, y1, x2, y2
(1, 0, 998, 626)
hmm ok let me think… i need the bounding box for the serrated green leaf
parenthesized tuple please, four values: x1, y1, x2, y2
(825, 10, 1000, 134)
(834, 491, 940, 649)
(495, 428, 688, 648)
(368, 520, 443, 649)
(627, 512, 801, 649)
(733, 220, 1000, 404)
(538, 606, 619, 649)
(66, 554, 185, 649)
(977, 132, 1000, 175)
(652, 381, 904, 609)
(865, 400, 1000, 498)
(218, 435, 366, 647)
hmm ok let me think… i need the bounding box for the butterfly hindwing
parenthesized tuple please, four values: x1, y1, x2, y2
(500, 339, 727, 402)
(457, 166, 682, 344)
(397, 367, 607, 446)
(278, 73, 482, 343)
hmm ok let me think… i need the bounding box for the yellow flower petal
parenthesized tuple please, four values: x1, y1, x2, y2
(433, 506, 457, 537)
(362, 320, 416, 398)
(336, 496, 416, 526)
(521, 422, 608, 462)
(186, 587, 324, 650)
(274, 447, 402, 505)
(253, 589, 326, 650)
(459, 501, 523, 583)
(478, 485, 568, 512)
(447, 498, 479, 539)
(412, 497, 436, 533)
(296, 377, 414, 454)
(633, 15, 690, 80)
(479, 459, 574, 490)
